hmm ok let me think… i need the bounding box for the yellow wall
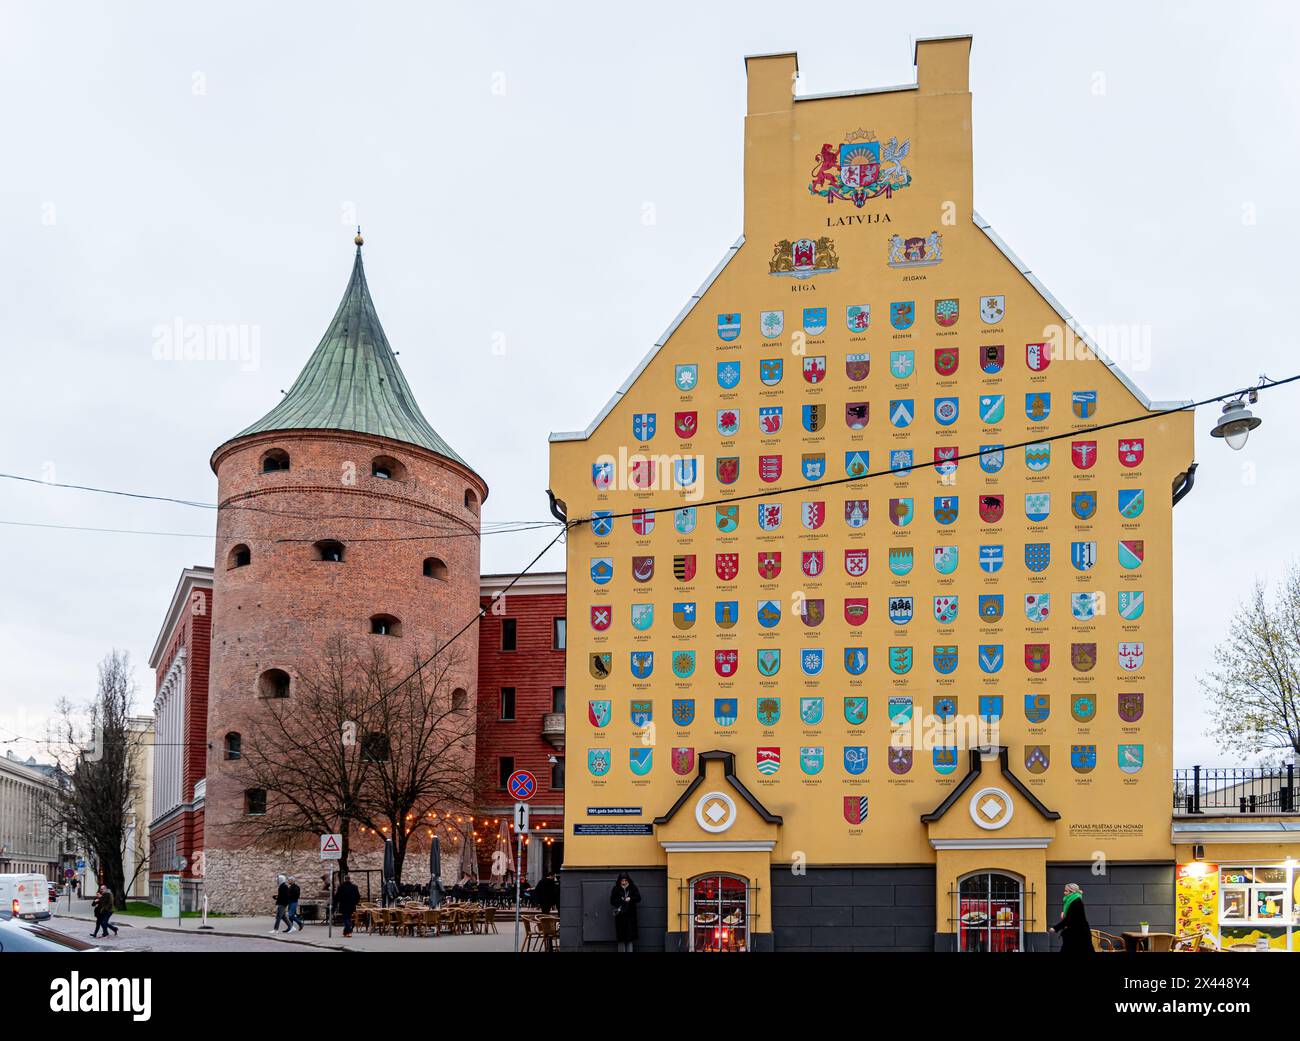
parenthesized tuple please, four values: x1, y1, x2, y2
(551, 39, 1194, 873)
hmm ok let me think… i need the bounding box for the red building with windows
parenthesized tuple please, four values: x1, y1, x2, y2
(146, 565, 212, 910)
(476, 572, 567, 884)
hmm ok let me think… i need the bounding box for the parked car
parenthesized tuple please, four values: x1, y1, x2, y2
(0, 914, 100, 951)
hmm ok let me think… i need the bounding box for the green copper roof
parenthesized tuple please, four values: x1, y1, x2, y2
(230, 248, 474, 470)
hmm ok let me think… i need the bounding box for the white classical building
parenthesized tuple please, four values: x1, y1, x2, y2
(0, 750, 67, 880)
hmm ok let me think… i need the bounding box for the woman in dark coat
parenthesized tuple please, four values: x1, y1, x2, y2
(1050, 882, 1094, 952)
(610, 871, 640, 952)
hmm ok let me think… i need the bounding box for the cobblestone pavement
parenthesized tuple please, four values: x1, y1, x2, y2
(63, 922, 326, 952)
(50, 897, 517, 952)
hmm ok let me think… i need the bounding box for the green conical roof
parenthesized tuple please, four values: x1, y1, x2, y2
(228, 247, 474, 470)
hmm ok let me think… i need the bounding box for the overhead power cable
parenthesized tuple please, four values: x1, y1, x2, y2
(571, 373, 1300, 524)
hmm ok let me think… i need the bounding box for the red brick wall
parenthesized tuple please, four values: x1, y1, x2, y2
(153, 584, 211, 805)
(475, 591, 567, 810)
(185, 597, 210, 803)
(205, 430, 487, 854)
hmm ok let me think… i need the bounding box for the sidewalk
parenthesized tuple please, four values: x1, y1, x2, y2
(53, 895, 518, 952)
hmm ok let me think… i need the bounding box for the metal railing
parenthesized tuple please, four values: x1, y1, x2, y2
(1173, 765, 1297, 814)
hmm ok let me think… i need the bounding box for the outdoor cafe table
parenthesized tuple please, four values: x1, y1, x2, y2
(1122, 931, 1176, 952)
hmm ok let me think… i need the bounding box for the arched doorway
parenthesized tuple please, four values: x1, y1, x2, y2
(957, 871, 1024, 952)
(689, 873, 749, 952)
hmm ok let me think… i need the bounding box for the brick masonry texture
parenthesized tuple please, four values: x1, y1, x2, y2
(149, 585, 211, 886)
(475, 594, 566, 800)
(203, 429, 487, 913)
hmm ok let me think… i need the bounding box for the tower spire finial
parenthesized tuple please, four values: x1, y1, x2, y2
(354, 225, 364, 252)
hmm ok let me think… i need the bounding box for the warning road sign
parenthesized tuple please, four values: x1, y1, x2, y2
(320, 833, 343, 860)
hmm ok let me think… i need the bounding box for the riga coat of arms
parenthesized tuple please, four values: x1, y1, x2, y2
(770, 236, 839, 279)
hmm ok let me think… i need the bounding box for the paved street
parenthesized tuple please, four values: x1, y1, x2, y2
(50, 896, 517, 952)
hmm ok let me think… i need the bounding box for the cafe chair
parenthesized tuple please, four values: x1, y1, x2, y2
(1090, 929, 1124, 952)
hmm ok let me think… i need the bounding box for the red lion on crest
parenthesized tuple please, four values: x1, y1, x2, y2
(810, 143, 838, 190)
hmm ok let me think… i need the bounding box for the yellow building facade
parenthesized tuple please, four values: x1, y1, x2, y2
(549, 37, 1200, 951)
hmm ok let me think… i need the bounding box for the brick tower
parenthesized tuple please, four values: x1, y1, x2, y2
(203, 235, 488, 912)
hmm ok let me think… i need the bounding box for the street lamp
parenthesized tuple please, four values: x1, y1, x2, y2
(1210, 392, 1261, 450)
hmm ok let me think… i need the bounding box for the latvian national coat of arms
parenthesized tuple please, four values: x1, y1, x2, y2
(807, 129, 912, 206)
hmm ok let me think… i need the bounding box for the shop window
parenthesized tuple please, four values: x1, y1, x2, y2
(501, 618, 517, 652)
(224, 732, 242, 760)
(690, 874, 749, 952)
(371, 455, 405, 481)
(258, 669, 290, 699)
(423, 557, 448, 581)
(370, 614, 401, 637)
(553, 617, 566, 650)
(1219, 866, 1291, 926)
(314, 540, 345, 563)
(228, 544, 251, 569)
(261, 449, 290, 473)
(956, 872, 1024, 952)
(497, 756, 515, 789)
(244, 788, 267, 815)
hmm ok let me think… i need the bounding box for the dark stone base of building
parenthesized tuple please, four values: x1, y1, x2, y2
(1044, 863, 1174, 949)
(771, 866, 936, 951)
(561, 862, 1175, 951)
(560, 868, 669, 952)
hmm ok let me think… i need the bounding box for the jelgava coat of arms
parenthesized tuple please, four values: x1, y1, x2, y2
(808, 129, 911, 206)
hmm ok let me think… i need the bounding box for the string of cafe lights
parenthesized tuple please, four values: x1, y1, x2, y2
(566, 372, 1300, 524)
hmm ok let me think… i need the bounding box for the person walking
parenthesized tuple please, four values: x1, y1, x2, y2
(286, 875, 303, 931)
(270, 874, 292, 933)
(1050, 882, 1095, 952)
(610, 871, 640, 952)
(336, 873, 361, 938)
(533, 872, 560, 914)
(90, 885, 118, 939)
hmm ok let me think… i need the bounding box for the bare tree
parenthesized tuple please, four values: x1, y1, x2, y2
(226, 636, 374, 874)
(228, 637, 477, 882)
(1202, 566, 1300, 762)
(43, 651, 142, 909)
(351, 645, 478, 884)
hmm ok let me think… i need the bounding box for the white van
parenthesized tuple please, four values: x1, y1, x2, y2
(0, 873, 52, 921)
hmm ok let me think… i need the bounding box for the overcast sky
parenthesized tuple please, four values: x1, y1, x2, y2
(2, 1, 1297, 767)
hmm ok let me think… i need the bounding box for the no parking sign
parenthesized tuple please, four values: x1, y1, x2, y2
(506, 770, 536, 801)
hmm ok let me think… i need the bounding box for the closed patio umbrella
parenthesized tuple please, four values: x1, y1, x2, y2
(428, 837, 445, 908)
(495, 819, 516, 882)
(457, 820, 479, 883)
(382, 838, 396, 907)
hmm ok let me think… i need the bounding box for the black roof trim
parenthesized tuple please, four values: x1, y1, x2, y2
(920, 747, 1061, 824)
(653, 750, 783, 826)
